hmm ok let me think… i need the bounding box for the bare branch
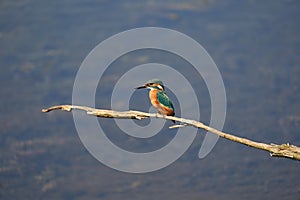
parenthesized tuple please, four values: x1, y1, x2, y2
(42, 105, 300, 161)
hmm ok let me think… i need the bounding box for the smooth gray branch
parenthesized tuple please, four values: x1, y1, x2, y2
(42, 105, 300, 161)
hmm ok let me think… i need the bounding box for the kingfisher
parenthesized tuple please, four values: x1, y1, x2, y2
(135, 79, 175, 123)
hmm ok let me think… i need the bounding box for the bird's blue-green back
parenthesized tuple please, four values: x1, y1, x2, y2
(157, 90, 174, 111)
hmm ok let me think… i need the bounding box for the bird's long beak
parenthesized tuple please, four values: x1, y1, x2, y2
(135, 85, 146, 89)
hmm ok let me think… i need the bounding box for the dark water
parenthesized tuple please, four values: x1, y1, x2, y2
(1, 0, 300, 199)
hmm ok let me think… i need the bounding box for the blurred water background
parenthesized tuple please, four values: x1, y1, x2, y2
(0, 0, 300, 199)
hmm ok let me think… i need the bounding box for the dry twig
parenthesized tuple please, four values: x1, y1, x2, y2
(42, 105, 300, 161)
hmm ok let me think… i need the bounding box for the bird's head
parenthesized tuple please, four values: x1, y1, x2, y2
(135, 79, 165, 91)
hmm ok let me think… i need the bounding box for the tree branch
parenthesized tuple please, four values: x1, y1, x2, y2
(42, 105, 300, 161)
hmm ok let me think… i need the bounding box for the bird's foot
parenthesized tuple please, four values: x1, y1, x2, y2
(156, 113, 175, 123)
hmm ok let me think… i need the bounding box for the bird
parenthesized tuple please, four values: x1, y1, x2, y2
(135, 79, 175, 123)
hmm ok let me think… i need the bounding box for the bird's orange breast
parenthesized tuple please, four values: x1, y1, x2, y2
(149, 89, 159, 106)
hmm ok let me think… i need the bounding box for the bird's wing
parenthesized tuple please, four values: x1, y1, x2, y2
(157, 91, 174, 111)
